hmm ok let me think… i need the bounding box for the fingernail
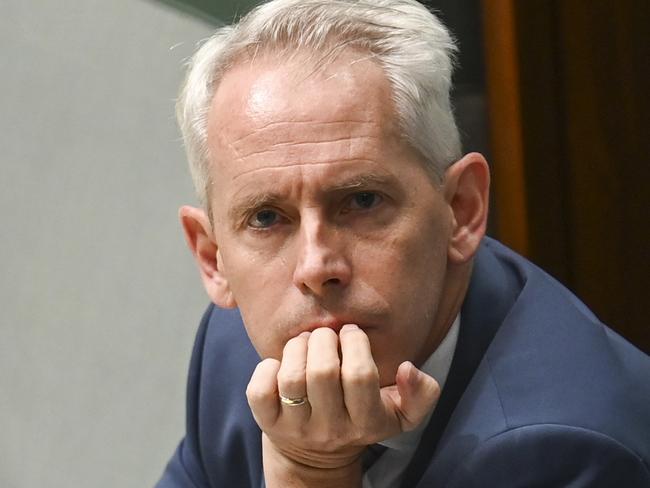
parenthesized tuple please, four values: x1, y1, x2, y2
(340, 324, 359, 333)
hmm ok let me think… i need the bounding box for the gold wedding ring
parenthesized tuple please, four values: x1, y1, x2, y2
(279, 394, 308, 407)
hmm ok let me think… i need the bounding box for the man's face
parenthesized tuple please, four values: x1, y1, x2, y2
(205, 53, 455, 386)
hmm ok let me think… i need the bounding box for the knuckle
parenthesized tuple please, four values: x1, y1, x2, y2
(431, 380, 441, 398)
(258, 357, 281, 372)
(311, 426, 346, 452)
(346, 426, 366, 445)
(245, 384, 268, 405)
(246, 359, 280, 405)
(277, 369, 305, 392)
(307, 362, 340, 382)
(342, 363, 379, 385)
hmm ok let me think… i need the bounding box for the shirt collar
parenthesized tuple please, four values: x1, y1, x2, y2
(378, 313, 460, 452)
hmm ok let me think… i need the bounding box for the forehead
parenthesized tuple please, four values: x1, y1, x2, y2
(206, 50, 400, 176)
(213, 49, 393, 121)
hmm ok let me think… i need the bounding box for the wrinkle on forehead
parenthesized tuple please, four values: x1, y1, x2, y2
(225, 118, 383, 158)
(212, 112, 390, 176)
(232, 136, 380, 166)
(231, 158, 382, 180)
(228, 119, 376, 147)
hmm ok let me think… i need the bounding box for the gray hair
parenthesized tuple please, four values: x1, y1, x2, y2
(177, 0, 461, 207)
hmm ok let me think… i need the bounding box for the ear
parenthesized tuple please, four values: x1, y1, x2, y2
(443, 152, 490, 264)
(179, 205, 237, 308)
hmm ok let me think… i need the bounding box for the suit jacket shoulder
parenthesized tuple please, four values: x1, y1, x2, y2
(416, 238, 650, 486)
(157, 306, 264, 487)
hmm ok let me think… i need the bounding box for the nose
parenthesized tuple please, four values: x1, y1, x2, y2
(292, 217, 351, 296)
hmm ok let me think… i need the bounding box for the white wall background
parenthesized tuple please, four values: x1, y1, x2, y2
(0, 1, 215, 486)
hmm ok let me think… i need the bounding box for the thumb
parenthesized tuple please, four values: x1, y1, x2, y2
(383, 361, 440, 432)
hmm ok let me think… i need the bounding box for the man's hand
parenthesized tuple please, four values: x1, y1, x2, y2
(246, 324, 440, 488)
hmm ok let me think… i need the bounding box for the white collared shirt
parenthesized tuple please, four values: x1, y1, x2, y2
(362, 314, 460, 488)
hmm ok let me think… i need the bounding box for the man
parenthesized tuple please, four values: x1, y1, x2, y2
(158, 1, 650, 486)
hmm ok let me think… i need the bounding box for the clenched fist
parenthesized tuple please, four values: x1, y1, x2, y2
(246, 324, 440, 488)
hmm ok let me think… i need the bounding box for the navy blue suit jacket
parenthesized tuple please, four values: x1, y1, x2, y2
(158, 238, 650, 486)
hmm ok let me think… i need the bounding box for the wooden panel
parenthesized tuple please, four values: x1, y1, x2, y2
(481, 0, 529, 256)
(556, 0, 650, 351)
(484, 0, 649, 351)
(513, 1, 572, 284)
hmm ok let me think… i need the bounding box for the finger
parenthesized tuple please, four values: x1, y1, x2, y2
(246, 358, 282, 430)
(278, 332, 310, 399)
(306, 327, 344, 419)
(277, 332, 311, 422)
(339, 324, 382, 429)
(381, 361, 440, 432)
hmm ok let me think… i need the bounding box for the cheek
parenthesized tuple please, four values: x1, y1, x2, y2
(221, 236, 288, 294)
(359, 213, 450, 339)
(237, 294, 287, 361)
(239, 313, 280, 360)
(363, 214, 449, 285)
(219, 243, 295, 359)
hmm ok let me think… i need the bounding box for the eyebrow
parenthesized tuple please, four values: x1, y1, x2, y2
(325, 173, 397, 193)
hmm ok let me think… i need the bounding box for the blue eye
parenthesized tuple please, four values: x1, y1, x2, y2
(249, 209, 279, 228)
(349, 192, 382, 210)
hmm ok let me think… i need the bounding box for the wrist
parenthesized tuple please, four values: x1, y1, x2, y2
(262, 435, 362, 488)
